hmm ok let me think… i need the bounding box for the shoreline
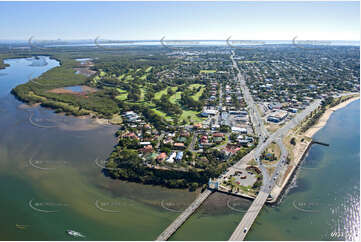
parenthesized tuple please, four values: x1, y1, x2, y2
(269, 94, 360, 203)
(304, 95, 360, 138)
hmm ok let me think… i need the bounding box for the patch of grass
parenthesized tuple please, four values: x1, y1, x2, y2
(109, 114, 122, 124)
(200, 70, 216, 74)
(116, 88, 127, 93)
(188, 84, 203, 90)
(139, 74, 148, 81)
(139, 88, 145, 101)
(145, 66, 152, 72)
(116, 93, 128, 101)
(247, 159, 257, 166)
(154, 86, 177, 100)
(169, 91, 182, 104)
(151, 108, 173, 122)
(99, 70, 106, 77)
(191, 87, 205, 101)
(180, 110, 204, 124)
(117, 74, 125, 80)
(124, 75, 134, 82)
(154, 88, 168, 100)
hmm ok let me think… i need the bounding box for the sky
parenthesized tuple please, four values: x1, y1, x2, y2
(0, 1, 359, 41)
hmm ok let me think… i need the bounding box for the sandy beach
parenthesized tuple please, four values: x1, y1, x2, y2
(270, 94, 360, 203)
(304, 95, 360, 138)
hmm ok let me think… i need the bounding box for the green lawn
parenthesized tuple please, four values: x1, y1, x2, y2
(200, 70, 216, 74)
(180, 110, 204, 124)
(99, 70, 106, 77)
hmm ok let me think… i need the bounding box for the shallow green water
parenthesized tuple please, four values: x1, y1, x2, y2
(0, 58, 197, 240)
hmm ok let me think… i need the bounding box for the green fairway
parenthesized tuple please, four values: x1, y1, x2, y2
(180, 110, 204, 124)
(116, 88, 127, 93)
(151, 108, 173, 122)
(169, 91, 182, 104)
(125, 74, 134, 82)
(154, 86, 177, 100)
(116, 93, 128, 101)
(139, 88, 145, 101)
(139, 74, 148, 81)
(188, 84, 203, 90)
(118, 74, 125, 80)
(191, 87, 205, 101)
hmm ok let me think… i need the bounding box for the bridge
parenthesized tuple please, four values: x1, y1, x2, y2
(156, 189, 213, 241)
(229, 190, 269, 240)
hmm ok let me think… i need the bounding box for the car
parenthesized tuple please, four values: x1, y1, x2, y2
(243, 227, 248, 233)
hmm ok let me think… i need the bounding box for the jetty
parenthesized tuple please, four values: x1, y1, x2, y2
(156, 189, 213, 241)
(312, 140, 330, 146)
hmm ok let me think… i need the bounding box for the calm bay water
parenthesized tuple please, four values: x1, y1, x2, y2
(0, 57, 359, 240)
(0, 57, 196, 240)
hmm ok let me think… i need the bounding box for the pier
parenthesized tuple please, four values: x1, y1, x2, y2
(312, 140, 330, 146)
(156, 189, 213, 241)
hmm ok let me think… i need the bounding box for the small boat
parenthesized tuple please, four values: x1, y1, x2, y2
(66, 230, 85, 238)
(16, 224, 28, 230)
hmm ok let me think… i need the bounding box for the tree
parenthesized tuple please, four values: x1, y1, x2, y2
(189, 182, 198, 191)
(145, 91, 154, 101)
(290, 137, 296, 145)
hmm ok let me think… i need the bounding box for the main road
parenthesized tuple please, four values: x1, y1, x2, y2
(228, 50, 321, 241)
